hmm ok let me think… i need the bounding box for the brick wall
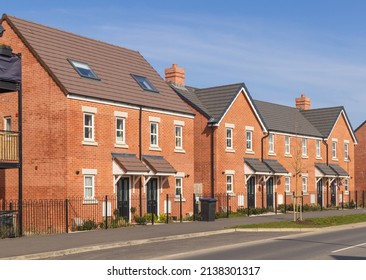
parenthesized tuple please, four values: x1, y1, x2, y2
(355, 123, 366, 193)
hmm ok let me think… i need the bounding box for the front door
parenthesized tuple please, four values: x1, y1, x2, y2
(117, 177, 130, 220)
(247, 177, 256, 208)
(331, 183, 337, 206)
(266, 177, 274, 209)
(317, 180, 323, 207)
(147, 178, 158, 216)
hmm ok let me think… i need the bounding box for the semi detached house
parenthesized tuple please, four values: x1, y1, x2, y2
(0, 15, 357, 223)
(166, 64, 357, 209)
(0, 14, 195, 220)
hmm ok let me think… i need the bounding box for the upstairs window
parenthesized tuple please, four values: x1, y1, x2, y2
(302, 138, 307, 156)
(4, 117, 11, 131)
(175, 125, 183, 149)
(68, 59, 99, 80)
(344, 142, 349, 161)
(84, 113, 94, 141)
(226, 128, 233, 149)
(268, 133, 275, 154)
(131, 74, 159, 92)
(285, 136, 291, 155)
(316, 140, 321, 158)
(150, 122, 159, 147)
(246, 130, 253, 151)
(332, 141, 337, 159)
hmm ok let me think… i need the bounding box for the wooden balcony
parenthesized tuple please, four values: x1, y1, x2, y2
(0, 130, 19, 167)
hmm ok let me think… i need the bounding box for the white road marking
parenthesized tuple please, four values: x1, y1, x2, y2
(331, 242, 366, 253)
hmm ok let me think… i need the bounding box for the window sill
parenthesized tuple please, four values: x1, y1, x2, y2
(285, 154, 292, 158)
(115, 143, 129, 149)
(174, 197, 186, 202)
(285, 192, 293, 196)
(174, 148, 186, 154)
(83, 198, 98, 204)
(246, 150, 255, 155)
(316, 157, 323, 160)
(332, 158, 339, 162)
(226, 192, 236, 197)
(268, 152, 276, 156)
(225, 149, 235, 153)
(149, 146, 162, 152)
(302, 192, 309, 196)
(302, 155, 309, 159)
(82, 141, 98, 146)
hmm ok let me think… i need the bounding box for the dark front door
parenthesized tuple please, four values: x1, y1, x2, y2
(331, 183, 337, 206)
(147, 178, 158, 216)
(117, 177, 130, 220)
(266, 177, 274, 209)
(247, 177, 256, 208)
(317, 180, 323, 207)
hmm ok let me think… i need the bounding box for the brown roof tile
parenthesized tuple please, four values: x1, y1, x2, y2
(142, 155, 176, 175)
(3, 14, 193, 115)
(113, 153, 149, 174)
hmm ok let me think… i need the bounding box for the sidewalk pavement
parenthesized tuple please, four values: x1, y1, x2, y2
(1, 208, 365, 260)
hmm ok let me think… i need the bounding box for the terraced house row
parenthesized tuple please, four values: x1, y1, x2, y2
(0, 14, 358, 222)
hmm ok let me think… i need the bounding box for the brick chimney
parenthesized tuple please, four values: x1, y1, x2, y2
(296, 94, 311, 110)
(165, 64, 185, 86)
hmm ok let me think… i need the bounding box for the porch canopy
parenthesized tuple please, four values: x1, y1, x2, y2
(315, 163, 337, 178)
(315, 163, 349, 179)
(245, 158, 289, 176)
(244, 158, 272, 176)
(142, 155, 177, 176)
(263, 159, 289, 176)
(112, 153, 150, 176)
(329, 164, 349, 178)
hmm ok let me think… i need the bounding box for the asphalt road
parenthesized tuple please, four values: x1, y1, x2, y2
(45, 224, 366, 260)
(163, 226, 366, 260)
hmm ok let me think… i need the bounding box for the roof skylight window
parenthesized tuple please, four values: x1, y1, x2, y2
(68, 59, 100, 80)
(131, 74, 159, 93)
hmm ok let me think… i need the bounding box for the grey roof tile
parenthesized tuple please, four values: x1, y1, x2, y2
(301, 107, 343, 137)
(244, 158, 272, 174)
(253, 100, 323, 137)
(263, 159, 289, 174)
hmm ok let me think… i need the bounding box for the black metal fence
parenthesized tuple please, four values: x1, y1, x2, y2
(0, 190, 365, 238)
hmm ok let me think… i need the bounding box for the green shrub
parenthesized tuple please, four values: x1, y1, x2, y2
(77, 219, 97, 231)
(134, 215, 147, 225)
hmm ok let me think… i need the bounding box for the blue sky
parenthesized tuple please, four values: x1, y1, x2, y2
(2, 0, 366, 128)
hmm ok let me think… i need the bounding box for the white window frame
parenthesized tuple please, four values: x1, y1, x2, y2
(285, 136, 291, 155)
(84, 175, 95, 200)
(226, 174, 233, 193)
(344, 142, 349, 161)
(116, 117, 125, 144)
(246, 130, 253, 151)
(316, 140, 321, 158)
(175, 125, 183, 149)
(302, 176, 308, 193)
(226, 128, 233, 150)
(285, 177, 291, 193)
(4, 117, 11, 131)
(175, 177, 183, 197)
(268, 133, 275, 154)
(150, 122, 159, 147)
(332, 140, 337, 159)
(302, 138, 308, 156)
(83, 113, 94, 142)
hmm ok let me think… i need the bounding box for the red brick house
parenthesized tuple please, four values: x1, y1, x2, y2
(354, 122, 366, 195)
(167, 64, 357, 209)
(0, 14, 195, 221)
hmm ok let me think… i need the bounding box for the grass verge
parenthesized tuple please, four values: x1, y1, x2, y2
(230, 213, 366, 229)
